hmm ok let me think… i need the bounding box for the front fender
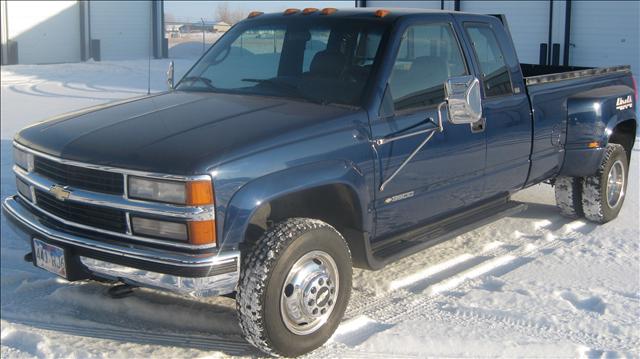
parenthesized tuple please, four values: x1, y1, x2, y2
(217, 160, 370, 252)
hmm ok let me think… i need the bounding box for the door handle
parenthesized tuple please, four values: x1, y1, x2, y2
(471, 117, 486, 133)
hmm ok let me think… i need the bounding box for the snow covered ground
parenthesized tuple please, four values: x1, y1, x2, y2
(1, 59, 639, 358)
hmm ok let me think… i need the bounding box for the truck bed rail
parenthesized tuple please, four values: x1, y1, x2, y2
(523, 65, 631, 86)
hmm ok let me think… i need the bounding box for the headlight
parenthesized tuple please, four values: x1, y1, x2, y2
(13, 147, 33, 171)
(128, 176, 213, 205)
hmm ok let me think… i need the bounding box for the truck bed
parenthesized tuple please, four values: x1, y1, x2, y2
(521, 64, 631, 86)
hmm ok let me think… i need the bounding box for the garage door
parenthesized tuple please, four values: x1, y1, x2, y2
(90, 1, 151, 60)
(6, 1, 80, 64)
(460, 0, 549, 65)
(569, 1, 640, 77)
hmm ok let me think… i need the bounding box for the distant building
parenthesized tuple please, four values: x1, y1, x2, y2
(213, 21, 231, 33)
(165, 23, 182, 38)
(165, 24, 182, 33)
(180, 20, 214, 33)
(1, 0, 166, 65)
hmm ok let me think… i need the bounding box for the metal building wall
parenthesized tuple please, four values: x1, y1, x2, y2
(569, 0, 639, 76)
(3, 0, 81, 64)
(89, 0, 152, 60)
(459, 1, 550, 65)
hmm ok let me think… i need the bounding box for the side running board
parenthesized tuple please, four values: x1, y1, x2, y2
(371, 198, 527, 267)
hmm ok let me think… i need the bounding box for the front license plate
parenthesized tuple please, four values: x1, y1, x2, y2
(33, 238, 67, 278)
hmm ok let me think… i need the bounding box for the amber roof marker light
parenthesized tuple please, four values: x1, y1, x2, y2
(284, 8, 300, 15)
(320, 8, 338, 15)
(302, 8, 318, 15)
(247, 11, 263, 18)
(375, 9, 391, 18)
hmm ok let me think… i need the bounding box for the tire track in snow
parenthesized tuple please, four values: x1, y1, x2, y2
(420, 300, 638, 353)
(327, 218, 600, 355)
(2, 316, 257, 356)
(344, 240, 518, 320)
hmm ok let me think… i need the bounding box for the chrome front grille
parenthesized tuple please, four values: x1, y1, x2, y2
(35, 189, 127, 233)
(33, 156, 124, 195)
(13, 142, 216, 249)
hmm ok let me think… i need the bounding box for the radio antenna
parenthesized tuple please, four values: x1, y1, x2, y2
(147, 9, 153, 95)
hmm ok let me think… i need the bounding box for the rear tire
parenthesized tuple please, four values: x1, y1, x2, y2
(581, 143, 628, 223)
(554, 176, 584, 218)
(236, 218, 352, 357)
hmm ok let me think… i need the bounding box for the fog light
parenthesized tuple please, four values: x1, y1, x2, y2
(131, 217, 188, 242)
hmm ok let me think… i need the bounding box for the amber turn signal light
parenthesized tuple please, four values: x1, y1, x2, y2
(374, 9, 390, 18)
(587, 141, 600, 149)
(303, 8, 318, 14)
(186, 180, 214, 206)
(188, 220, 216, 245)
(320, 8, 337, 15)
(247, 11, 263, 18)
(284, 8, 300, 15)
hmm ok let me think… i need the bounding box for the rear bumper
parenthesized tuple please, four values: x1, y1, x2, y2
(2, 196, 239, 297)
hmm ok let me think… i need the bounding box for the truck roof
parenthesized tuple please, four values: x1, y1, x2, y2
(245, 7, 495, 23)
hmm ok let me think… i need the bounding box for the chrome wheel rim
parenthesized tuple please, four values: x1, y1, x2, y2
(606, 160, 625, 208)
(280, 250, 339, 335)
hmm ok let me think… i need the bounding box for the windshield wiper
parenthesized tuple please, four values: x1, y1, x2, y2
(181, 76, 217, 90)
(242, 78, 300, 92)
(242, 78, 328, 104)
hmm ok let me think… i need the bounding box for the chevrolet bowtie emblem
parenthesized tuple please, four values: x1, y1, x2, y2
(49, 185, 71, 201)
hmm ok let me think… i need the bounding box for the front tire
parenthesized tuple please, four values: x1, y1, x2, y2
(581, 143, 628, 223)
(236, 218, 352, 357)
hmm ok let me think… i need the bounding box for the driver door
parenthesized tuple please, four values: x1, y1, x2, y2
(371, 21, 487, 241)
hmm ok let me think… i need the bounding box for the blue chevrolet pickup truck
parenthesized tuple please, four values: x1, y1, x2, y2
(3, 8, 637, 356)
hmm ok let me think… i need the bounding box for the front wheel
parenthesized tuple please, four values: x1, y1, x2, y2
(236, 218, 352, 357)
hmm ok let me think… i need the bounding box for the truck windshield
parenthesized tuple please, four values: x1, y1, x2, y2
(177, 17, 387, 107)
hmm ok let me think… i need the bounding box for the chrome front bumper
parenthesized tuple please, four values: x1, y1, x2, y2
(2, 196, 240, 297)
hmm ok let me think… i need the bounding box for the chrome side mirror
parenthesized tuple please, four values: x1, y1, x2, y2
(444, 75, 482, 124)
(167, 60, 175, 90)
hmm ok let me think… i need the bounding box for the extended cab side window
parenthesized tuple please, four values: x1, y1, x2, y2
(389, 23, 468, 113)
(465, 24, 513, 97)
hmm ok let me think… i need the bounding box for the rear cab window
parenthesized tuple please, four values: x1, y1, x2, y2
(464, 23, 514, 97)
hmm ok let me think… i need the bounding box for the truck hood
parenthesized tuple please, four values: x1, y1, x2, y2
(15, 91, 354, 174)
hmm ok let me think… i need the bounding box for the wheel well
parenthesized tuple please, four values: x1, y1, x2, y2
(608, 119, 637, 162)
(243, 184, 367, 266)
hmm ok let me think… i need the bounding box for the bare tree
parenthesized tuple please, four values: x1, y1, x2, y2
(215, 2, 246, 25)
